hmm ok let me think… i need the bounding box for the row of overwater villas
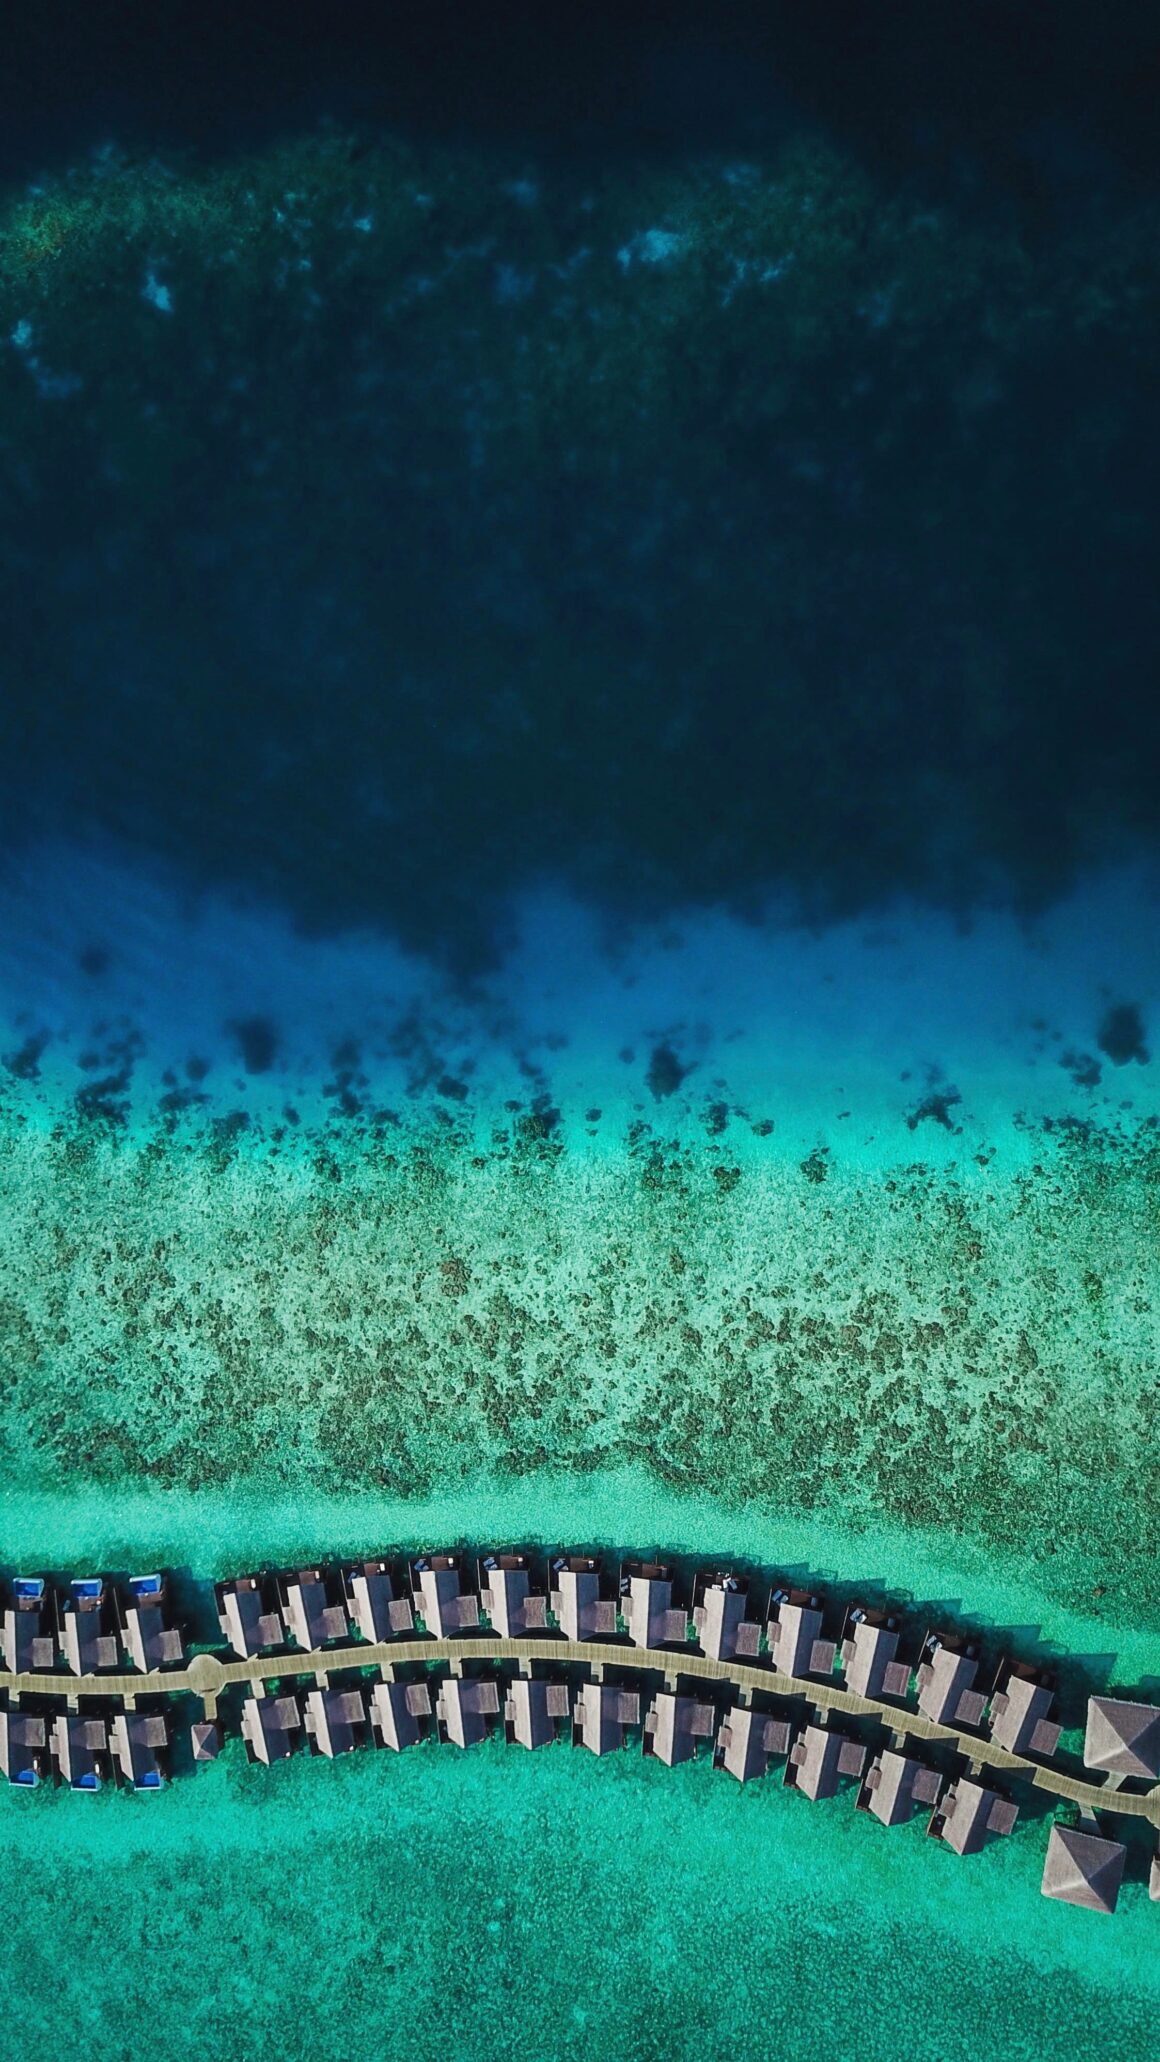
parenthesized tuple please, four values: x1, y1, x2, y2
(2, 1554, 1157, 1913)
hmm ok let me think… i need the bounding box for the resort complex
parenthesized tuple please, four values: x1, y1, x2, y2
(3, 1552, 1157, 1914)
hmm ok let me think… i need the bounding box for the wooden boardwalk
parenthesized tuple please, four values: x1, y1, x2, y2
(4, 1633, 1158, 1825)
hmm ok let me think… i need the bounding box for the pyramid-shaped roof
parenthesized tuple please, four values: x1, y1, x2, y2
(1083, 1696, 1160, 1778)
(1041, 1826, 1126, 1914)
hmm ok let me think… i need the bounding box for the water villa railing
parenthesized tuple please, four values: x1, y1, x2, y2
(3, 1553, 1157, 1914)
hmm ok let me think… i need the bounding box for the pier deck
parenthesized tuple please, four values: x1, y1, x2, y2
(4, 1636, 1156, 1825)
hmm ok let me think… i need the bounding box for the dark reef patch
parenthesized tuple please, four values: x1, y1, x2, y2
(3, 1031, 49, 1081)
(1097, 1001, 1150, 1067)
(1061, 1049, 1101, 1090)
(229, 1016, 280, 1076)
(907, 1083, 963, 1133)
(646, 1043, 689, 1101)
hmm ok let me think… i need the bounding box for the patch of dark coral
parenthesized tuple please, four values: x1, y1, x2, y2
(1060, 1049, 1101, 1089)
(1097, 1001, 1149, 1066)
(229, 1015, 280, 1075)
(3, 1031, 49, 1081)
(906, 1083, 963, 1133)
(646, 1042, 689, 1101)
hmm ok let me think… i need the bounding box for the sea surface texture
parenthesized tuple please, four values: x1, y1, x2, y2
(2, 6, 1160, 2055)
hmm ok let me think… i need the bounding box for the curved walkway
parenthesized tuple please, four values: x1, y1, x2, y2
(4, 1635, 1158, 1825)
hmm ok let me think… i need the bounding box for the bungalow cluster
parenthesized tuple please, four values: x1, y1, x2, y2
(2, 1554, 1157, 1916)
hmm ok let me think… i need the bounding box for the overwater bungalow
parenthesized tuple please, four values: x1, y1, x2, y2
(58, 1578, 120, 1675)
(572, 1683, 641, 1756)
(784, 1723, 866, 1802)
(714, 1706, 791, 1784)
(216, 1574, 285, 1659)
(110, 1711, 169, 1789)
(240, 1693, 302, 1765)
(620, 1562, 690, 1650)
(858, 1749, 943, 1828)
(369, 1678, 431, 1751)
(915, 1633, 987, 1729)
(504, 1678, 570, 1749)
(479, 1554, 550, 1637)
(435, 1676, 500, 1748)
(1150, 1845, 1160, 1902)
(50, 1712, 109, 1791)
(839, 1606, 911, 1702)
(1040, 1825, 1126, 1914)
(344, 1559, 413, 1643)
(280, 1568, 349, 1651)
(304, 1687, 368, 1757)
(987, 1664, 1061, 1759)
(766, 1589, 836, 1681)
(548, 1556, 619, 1641)
(1, 1577, 56, 1673)
(191, 1719, 222, 1762)
(118, 1574, 185, 1673)
(642, 1691, 716, 1767)
(928, 1778, 1018, 1855)
(0, 1706, 46, 1786)
(691, 1574, 763, 1662)
(1083, 1696, 1160, 1780)
(412, 1556, 481, 1639)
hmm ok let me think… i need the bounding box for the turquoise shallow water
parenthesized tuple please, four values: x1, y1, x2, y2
(5, 1732, 1157, 2062)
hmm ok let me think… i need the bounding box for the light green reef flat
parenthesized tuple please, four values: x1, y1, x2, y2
(2, 1093, 1157, 1629)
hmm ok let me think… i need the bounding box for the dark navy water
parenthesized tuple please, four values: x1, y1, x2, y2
(3, 2, 1160, 973)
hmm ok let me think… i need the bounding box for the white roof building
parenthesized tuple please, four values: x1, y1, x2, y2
(281, 1569, 349, 1651)
(573, 1684, 640, 1755)
(217, 1576, 284, 1659)
(786, 1723, 865, 1801)
(480, 1557, 550, 1638)
(504, 1678, 570, 1749)
(413, 1558, 480, 1639)
(241, 1693, 301, 1765)
(345, 1561, 413, 1643)
(370, 1678, 431, 1751)
(304, 1687, 367, 1757)
(110, 1711, 169, 1789)
(621, 1569, 688, 1650)
(549, 1561, 619, 1641)
(642, 1691, 716, 1767)
(716, 1706, 791, 1783)
(436, 1677, 500, 1748)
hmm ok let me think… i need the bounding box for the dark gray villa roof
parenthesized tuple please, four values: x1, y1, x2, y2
(1084, 1697, 1160, 1779)
(1041, 1826, 1126, 1914)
